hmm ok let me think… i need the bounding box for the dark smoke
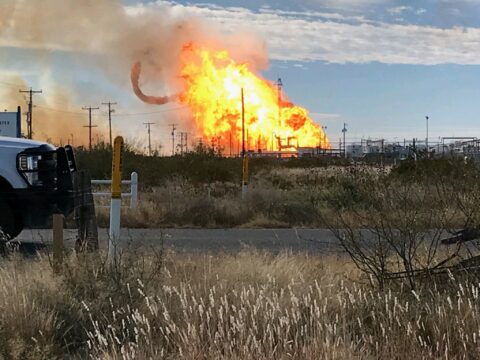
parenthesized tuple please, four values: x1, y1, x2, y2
(130, 62, 178, 105)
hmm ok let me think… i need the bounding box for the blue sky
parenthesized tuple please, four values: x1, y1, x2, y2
(126, 0, 480, 144)
(2, 0, 480, 149)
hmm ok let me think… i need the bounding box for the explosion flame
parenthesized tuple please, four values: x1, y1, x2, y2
(132, 44, 330, 152)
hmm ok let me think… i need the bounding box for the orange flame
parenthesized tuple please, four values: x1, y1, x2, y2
(178, 44, 330, 152)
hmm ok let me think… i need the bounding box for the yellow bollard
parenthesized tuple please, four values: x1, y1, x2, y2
(111, 136, 124, 199)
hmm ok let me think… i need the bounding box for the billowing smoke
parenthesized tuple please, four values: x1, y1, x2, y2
(0, 0, 267, 93)
(0, 0, 268, 145)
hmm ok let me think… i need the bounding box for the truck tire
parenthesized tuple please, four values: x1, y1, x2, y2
(0, 200, 21, 240)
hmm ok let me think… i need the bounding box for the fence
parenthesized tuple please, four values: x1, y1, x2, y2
(91, 172, 138, 209)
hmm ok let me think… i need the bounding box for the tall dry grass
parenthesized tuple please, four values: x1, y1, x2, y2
(0, 250, 479, 359)
(93, 166, 360, 228)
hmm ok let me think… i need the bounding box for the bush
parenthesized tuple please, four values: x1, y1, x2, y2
(75, 142, 352, 188)
(390, 157, 480, 181)
(75, 144, 242, 187)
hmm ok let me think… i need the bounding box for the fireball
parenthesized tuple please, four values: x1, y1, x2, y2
(132, 43, 330, 152)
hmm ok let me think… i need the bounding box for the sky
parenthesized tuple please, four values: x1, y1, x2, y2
(132, 0, 480, 144)
(2, 0, 480, 150)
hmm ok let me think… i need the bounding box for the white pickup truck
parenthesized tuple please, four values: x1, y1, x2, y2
(0, 136, 78, 239)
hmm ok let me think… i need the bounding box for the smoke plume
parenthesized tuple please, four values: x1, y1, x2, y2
(0, 0, 267, 91)
(0, 0, 268, 145)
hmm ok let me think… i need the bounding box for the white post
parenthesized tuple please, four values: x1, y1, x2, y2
(108, 136, 123, 264)
(242, 184, 248, 200)
(109, 198, 121, 261)
(130, 172, 138, 209)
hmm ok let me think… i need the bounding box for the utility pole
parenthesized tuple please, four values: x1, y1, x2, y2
(144, 122, 155, 156)
(342, 123, 347, 159)
(177, 132, 184, 154)
(82, 106, 99, 150)
(276, 78, 282, 126)
(321, 125, 327, 150)
(178, 133, 184, 154)
(241, 88, 245, 157)
(241, 87, 248, 200)
(179, 131, 188, 155)
(178, 132, 188, 154)
(169, 123, 177, 156)
(425, 115, 429, 154)
(102, 101, 117, 148)
(19, 88, 42, 139)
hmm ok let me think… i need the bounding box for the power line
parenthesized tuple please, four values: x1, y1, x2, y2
(35, 105, 87, 116)
(82, 106, 99, 150)
(36, 104, 189, 117)
(113, 106, 189, 116)
(19, 88, 42, 139)
(102, 101, 117, 148)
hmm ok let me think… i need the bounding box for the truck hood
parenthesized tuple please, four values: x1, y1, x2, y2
(0, 136, 55, 151)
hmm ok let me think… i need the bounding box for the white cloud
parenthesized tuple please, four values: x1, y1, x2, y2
(387, 6, 412, 15)
(387, 6, 427, 15)
(139, 1, 480, 65)
(307, 0, 392, 9)
(257, 8, 370, 23)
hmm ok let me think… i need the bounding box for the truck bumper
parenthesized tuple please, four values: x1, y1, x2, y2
(13, 188, 74, 228)
(14, 145, 78, 229)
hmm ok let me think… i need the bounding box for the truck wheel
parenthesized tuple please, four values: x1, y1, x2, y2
(0, 200, 20, 240)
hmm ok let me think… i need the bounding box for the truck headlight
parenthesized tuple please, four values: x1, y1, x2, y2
(18, 153, 57, 188)
(18, 154, 41, 186)
(18, 154, 40, 171)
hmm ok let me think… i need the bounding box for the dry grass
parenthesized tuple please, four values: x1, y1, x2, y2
(90, 166, 398, 229)
(93, 167, 348, 228)
(0, 250, 479, 359)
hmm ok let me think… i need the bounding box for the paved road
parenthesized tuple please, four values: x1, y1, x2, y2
(16, 228, 343, 253)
